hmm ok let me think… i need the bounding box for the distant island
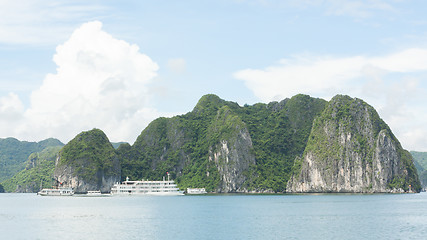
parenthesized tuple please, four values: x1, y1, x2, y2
(0, 94, 422, 193)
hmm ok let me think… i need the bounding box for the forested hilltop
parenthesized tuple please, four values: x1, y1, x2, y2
(0, 94, 421, 193)
(54, 129, 120, 193)
(0, 138, 64, 182)
(2, 146, 63, 192)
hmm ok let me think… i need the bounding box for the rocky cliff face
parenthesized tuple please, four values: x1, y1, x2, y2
(54, 129, 120, 193)
(287, 95, 421, 193)
(207, 106, 255, 192)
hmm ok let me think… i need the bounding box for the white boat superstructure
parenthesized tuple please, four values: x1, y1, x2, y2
(37, 187, 74, 196)
(111, 175, 184, 196)
(186, 188, 207, 194)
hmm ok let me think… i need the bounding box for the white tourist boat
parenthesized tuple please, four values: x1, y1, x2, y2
(186, 188, 207, 194)
(111, 174, 184, 196)
(37, 187, 74, 196)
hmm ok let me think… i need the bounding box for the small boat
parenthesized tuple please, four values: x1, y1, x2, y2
(37, 187, 74, 196)
(186, 188, 207, 194)
(87, 190, 102, 196)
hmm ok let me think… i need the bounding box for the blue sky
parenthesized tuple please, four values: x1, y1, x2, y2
(1, 0, 427, 151)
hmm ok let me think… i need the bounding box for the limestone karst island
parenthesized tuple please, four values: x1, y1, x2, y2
(0, 94, 423, 194)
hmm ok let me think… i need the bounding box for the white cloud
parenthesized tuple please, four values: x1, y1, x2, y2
(0, 93, 24, 121)
(234, 48, 427, 102)
(234, 48, 427, 151)
(0, 93, 24, 137)
(235, 54, 363, 101)
(3, 21, 163, 143)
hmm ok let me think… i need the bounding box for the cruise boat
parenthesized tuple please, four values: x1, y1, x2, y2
(186, 188, 207, 194)
(111, 174, 184, 196)
(37, 187, 74, 196)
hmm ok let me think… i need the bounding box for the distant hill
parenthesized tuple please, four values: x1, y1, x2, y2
(111, 142, 128, 149)
(411, 151, 427, 169)
(1, 146, 62, 192)
(0, 138, 64, 182)
(411, 151, 427, 188)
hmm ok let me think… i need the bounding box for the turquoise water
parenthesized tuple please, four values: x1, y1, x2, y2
(1, 193, 427, 239)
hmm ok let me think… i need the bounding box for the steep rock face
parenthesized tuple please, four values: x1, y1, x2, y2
(207, 106, 255, 192)
(54, 129, 120, 193)
(287, 95, 421, 193)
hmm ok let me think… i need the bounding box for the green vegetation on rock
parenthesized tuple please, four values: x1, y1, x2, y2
(239, 94, 327, 192)
(0, 138, 63, 182)
(57, 129, 120, 185)
(1, 146, 62, 193)
(411, 151, 427, 188)
(411, 151, 427, 170)
(392, 149, 421, 192)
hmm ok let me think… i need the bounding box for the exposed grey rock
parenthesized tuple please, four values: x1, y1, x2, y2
(208, 129, 255, 192)
(54, 155, 120, 193)
(206, 105, 256, 193)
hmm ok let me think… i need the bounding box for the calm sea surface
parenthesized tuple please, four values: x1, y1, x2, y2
(1, 193, 427, 240)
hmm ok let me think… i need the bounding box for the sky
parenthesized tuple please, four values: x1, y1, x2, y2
(0, 0, 427, 151)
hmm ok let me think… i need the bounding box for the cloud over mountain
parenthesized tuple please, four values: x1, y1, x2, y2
(0, 21, 162, 143)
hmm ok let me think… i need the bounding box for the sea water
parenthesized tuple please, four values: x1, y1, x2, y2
(1, 193, 427, 240)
